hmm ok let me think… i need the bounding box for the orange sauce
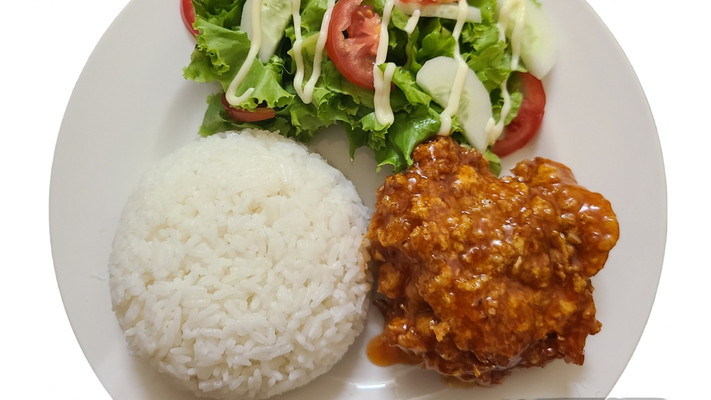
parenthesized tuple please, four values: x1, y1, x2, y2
(366, 334, 421, 367)
(363, 137, 619, 384)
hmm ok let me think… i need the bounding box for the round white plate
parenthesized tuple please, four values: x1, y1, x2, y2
(49, 0, 666, 398)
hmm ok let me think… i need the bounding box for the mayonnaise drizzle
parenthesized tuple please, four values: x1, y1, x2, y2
(486, 0, 527, 143)
(226, 0, 263, 105)
(292, 0, 306, 100)
(373, 0, 397, 125)
(305, 0, 336, 103)
(291, 0, 336, 104)
(403, 9, 421, 35)
(437, 0, 470, 136)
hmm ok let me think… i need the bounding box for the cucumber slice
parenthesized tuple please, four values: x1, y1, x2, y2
(498, 0, 557, 79)
(241, 0, 293, 63)
(416, 56, 493, 151)
(394, 0, 481, 23)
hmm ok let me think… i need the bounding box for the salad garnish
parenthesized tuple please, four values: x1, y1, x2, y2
(182, 0, 556, 172)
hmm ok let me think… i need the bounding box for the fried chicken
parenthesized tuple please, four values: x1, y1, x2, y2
(365, 136, 619, 385)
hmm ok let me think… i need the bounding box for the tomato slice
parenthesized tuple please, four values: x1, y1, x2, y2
(221, 94, 276, 122)
(326, 0, 382, 90)
(492, 72, 546, 157)
(181, 0, 199, 36)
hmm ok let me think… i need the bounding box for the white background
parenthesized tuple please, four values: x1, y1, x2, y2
(1, 0, 707, 398)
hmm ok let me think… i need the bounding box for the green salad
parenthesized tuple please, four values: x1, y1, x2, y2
(182, 0, 556, 172)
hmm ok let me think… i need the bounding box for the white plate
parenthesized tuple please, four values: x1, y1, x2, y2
(49, 0, 666, 398)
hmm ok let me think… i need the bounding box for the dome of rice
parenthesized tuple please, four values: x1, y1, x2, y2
(108, 130, 370, 399)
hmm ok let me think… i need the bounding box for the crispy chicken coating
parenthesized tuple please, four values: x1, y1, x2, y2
(365, 136, 619, 385)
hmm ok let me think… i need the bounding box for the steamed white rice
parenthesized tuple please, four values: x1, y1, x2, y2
(108, 130, 370, 399)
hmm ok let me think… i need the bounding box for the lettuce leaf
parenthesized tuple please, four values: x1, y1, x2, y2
(192, 0, 245, 28)
(183, 18, 293, 110)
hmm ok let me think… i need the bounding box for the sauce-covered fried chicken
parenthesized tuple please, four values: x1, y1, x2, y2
(365, 136, 619, 385)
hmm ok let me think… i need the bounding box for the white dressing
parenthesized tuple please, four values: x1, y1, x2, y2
(302, 0, 336, 103)
(291, 0, 307, 101)
(403, 9, 420, 34)
(374, 63, 397, 125)
(373, 0, 397, 125)
(292, 0, 336, 104)
(226, 0, 263, 105)
(498, 0, 526, 70)
(436, 0, 470, 136)
(484, 0, 526, 141)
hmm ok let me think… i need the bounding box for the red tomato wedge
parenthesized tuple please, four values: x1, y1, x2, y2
(492, 72, 546, 157)
(181, 0, 199, 36)
(326, 0, 382, 90)
(221, 94, 276, 122)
